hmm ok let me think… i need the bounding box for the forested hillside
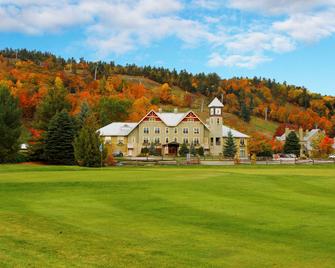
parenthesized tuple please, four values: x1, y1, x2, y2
(0, 48, 334, 154)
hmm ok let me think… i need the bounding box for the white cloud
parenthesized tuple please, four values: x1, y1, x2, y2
(225, 31, 295, 53)
(227, 0, 335, 15)
(273, 9, 335, 42)
(208, 52, 271, 68)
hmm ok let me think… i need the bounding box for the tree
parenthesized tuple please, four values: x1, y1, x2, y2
(0, 84, 22, 162)
(97, 97, 131, 126)
(74, 116, 104, 167)
(190, 143, 197, 156)
(223, 131, 237, 158)
(35, 77, 70, 130)
(179, 142, 189, 157)
(197, 146, 205, 156)
(241, 102, 251, 122)
(283, 131, 301, 156)
(77, 101, 91, 129)
(44, 111, 76, 165)
(148, 142, 157, 156)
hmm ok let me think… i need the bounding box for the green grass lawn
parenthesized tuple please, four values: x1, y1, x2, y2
(1, 165, 335, 268)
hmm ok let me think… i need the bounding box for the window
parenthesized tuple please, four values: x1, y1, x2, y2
(166, 128, 169, 134)
(174, 137, 178, 142)
(144, 127, 149, 134)
(193, 137, 200, 145)
(155, 127, 160, 134)
(187, 118, 194, 122)
(215, 137, 221, 145)
(215, 108, 221, 115)
(210, 137, 214, 146)
(217, 118, 220, 125)
(210, 108, 214, 115)
(174, 128, 178, 134)
(183, 128, 189, 134)
(143, 137, 149, 144)
(240, 139, 245, 146)
(240, 148, 246, 158)
(149, 117, 155, 122)
(117, 137, 124, 145)
(183, 138, 189, 144)
(165, 137, 169, 144)
(154, 137, 160, 144)
(194, 128, 200, 134)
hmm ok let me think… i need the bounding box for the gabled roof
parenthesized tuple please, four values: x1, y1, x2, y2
(222, 125, 249, 138)
(304, 129, 320, 141)
(98, 122, 137, 136)
(156, 112, 187, 127)
(208, 97, 224, 108)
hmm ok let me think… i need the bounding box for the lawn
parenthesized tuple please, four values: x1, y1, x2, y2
(0, 165, 335, 268)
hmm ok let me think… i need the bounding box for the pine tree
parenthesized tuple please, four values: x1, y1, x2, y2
(77, 101, 91, 129)
(197, 146, 205, 156)
(45, 111, 76, 165)
(74, 116, 102, 167)
(0, 84, 22, 162)
(190, 143, 197, 156)
(241, 102, 251, 122)
(223, 131, 237, 158)
(284, 131, 301, 156)
(179, 142, 189, 157)
(35, 78, 71, 130)
(148, 142, 157, 156)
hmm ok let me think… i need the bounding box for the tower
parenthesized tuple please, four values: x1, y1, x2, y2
(208, 97, 224, 155)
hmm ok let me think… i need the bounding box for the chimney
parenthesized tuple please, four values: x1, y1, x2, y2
(174, 108, 178, 113)
(285, 127, 290, 137)
(299, 127, 304, 141)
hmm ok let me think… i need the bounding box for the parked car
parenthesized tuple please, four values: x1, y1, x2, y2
(329, 154, 335, 159)
(112, 151, 123, 157)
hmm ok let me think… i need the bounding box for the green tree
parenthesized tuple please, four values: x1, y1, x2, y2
(0, 84, 22, 162)
(45, 111, 76, 165)
(35, 78, 71, 130)
(283, 131, 301, 156)
(179, 142, 189, 157)
(223, 131, 237, 158)
(197, 146, 205, 156)
(148, 142, 157, 156)
(190, 143, 197, 156)
(97, 98, 131, 126)
(77, 101, 91, 129)
(241, 102, 251, 122)
(74, 116, 103, 167)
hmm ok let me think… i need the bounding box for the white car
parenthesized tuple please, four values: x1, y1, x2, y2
(329, 154, 335, 159)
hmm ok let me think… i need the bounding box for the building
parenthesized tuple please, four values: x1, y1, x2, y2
(276, 127, 326, 156)
(98, 98, 249, 158)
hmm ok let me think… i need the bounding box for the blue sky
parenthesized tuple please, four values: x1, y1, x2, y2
(1, 0, 335, 95)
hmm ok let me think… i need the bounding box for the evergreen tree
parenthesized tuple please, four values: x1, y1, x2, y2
(148, 142, 157, 156)
(77, 101, 91, 129)
(190, 143, 197, 156)
(0, 84, 22, 162)
(45, 111, 76, 165)
(241, 102, 251, 122)
(74, 116, 103, 167)
(223, 131, 237, 158)
(97, 98, 131, 126)
(283, 131, 301, 156)
(179, 142, 189, 157)
(35, 77, 70, 130)
(197, 146, 205, 156)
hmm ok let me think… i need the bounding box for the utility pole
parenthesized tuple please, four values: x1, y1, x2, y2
(94, 64, 98, 81)
(265, 107, 268, 121)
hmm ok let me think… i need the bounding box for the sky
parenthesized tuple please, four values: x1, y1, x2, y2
(0, 0, 335, 95)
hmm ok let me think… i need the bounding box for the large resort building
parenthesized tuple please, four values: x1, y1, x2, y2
(98, 98, 249, 158)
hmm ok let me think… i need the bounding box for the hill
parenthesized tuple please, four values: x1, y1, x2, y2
(0, 48, 334, 148)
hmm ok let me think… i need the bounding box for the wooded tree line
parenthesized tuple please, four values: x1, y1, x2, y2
(0, 48, 334, 161)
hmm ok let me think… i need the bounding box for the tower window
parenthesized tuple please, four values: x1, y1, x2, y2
(217, 118, 220, 125)
(216, 137, 221, 145)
